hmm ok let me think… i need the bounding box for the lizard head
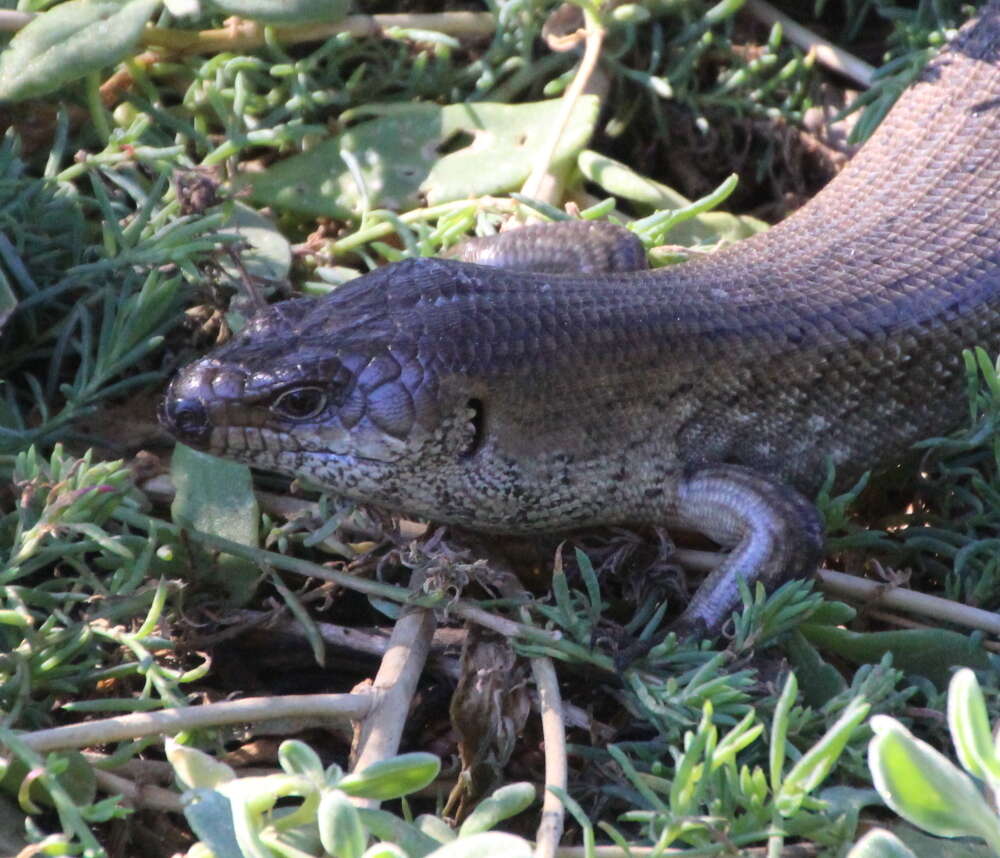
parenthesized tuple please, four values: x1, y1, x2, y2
(160, 263, 485, 506)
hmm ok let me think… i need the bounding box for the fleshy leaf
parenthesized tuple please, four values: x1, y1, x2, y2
(338, 752, 440, 801)
(947, 669, 1000, 785)
(868, 715, 1000, 850)
(207, 0, 349, 23)
(167, 740, 237, 790)
(182, 788, 243, 858)
(800, 625, 991, 687)
(247, 98, 600, 218)
(170, 443, 260, 605)
(846, 829, 918, 858)
(318, 790, 366, 858)
(424, 832, 532, 858)
(459, 783, 535, 835)
(0, 0, 161, 102)
(217, 203, 292, 285)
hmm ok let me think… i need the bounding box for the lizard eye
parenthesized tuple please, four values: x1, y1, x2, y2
(271, 386, 328, 421)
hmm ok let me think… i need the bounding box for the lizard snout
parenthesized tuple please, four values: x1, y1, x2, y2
(160, 391, 212, 449)
(160, 370, 215, 450)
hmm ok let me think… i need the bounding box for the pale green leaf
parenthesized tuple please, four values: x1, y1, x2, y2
(318, 790, 366, 858)
(847, 829, 918, 858)
(868, 715, 1000, 850)
(459, 783, 535, 836)
(948, 669, 1000, 785)
(167, 740, 237, 790)
(0, 0, 161, 102)
(426, 832, 532, 858)
(338, 752, 440, 801)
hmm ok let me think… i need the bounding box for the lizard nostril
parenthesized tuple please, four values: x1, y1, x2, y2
(161, 396, 212, 448)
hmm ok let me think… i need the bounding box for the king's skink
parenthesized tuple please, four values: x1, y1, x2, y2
(162, 4, 1000, 635)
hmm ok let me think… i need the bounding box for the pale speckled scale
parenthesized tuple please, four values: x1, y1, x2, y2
(162, 5, 1000, 634)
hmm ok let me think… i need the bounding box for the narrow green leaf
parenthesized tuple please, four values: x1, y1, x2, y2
(770, 671, 797, 792)
(799, 625, 991, 686)
(0, 0, 161, 102)
(0, 267, 15, 335)
(712, 709, 763, 770)
(776, 696, 870, 816)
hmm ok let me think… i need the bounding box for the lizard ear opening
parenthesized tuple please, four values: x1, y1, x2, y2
(461, 398, 485, 458)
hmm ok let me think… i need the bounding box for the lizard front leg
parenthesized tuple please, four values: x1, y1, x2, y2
(667, 465, 825, 636)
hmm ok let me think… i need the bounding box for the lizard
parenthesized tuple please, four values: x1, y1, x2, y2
(161, 3, 1000, 636)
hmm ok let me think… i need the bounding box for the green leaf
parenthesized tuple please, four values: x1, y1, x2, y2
(0, 751, 96, 810)
(277, 740, 325, 782)
(576, 150, 767, 246)
(338, 753, 441, 801)
(318, 790, 366, 858)
(459, 783, 535, 836)
(167, 740, 236, 790)
(711, 709, 763, 770)
(247, 98, 600, 218)
(362, 846, 408, 858)
(800, 625, 991, 687)
(947, 669, 1000, 786)
(577, 150, 690, 209)
(890, 824, 998, 858)
(182, 788, 243, 858)
(356, 809, 442, 857)
(0, 794, 28, 854)
(784, 630, 847, 706)
(868, 715, 1000, 850)
(770, 671, 797, 792)
(416, 814, 455, 845)
(776, 696, 870, 816)
(207, 0, 349, 22)
(804, 600, 858, 626)
(0, 0, 161, 102)
(847, 828, 918, 858)
(425, 832, 532, 858)
(0, 268, 15, 336)
(216, 203, 292, 285)
(170, 443, 260, 605)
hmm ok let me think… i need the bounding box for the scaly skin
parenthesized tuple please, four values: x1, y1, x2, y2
(162, 5, 1000, 634)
